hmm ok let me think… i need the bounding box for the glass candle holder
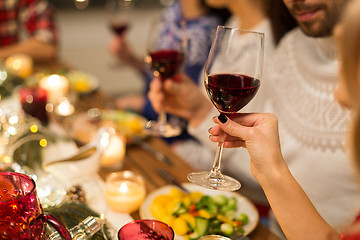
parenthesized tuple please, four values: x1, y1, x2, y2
(18, 87, 49, 125)
(39, 74, 69, 105)
(101, 132, 126, 171)
(118, 219, 174, 240)
(5, 54, 33, 78)
(104, 171, 146, 213)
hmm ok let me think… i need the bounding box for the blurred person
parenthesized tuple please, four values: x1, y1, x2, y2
(109, 0, 230, 123)
(148, 0, 296, 223)
(0, 0, 58, 62)
(148, 0, 360, 238)
(208, 0, 360, 239)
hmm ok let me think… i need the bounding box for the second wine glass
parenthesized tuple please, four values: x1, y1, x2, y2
(107, 0, 134, 36)
(187, 26, 264, 191)
(144, 17, 187, 138)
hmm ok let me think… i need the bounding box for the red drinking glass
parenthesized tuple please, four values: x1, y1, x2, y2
(0, 172, 71, 240)
(18, 87, 49, 125)
(118, 219, 174, 240)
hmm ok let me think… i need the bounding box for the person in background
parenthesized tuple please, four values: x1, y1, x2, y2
(0, 0, 58, 62)
(148, 0, 296, 225)
(109, 0, 230, 123)
(209, 0, 360, 239)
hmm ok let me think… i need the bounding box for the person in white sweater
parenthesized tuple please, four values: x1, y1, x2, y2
(148, 0, 359, 238)
(208, 0, 360, 239)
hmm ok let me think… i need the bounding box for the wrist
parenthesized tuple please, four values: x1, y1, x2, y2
(254, 155, 290, 187)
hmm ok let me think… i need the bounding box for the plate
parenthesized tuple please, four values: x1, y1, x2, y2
(66, 70, 100, 94)
(63, 110, 147, 144)
(139, 183, 259, 239)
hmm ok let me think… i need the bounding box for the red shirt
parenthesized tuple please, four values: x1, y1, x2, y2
(0, 0, 58, 46)
(341, 214, 360, 240)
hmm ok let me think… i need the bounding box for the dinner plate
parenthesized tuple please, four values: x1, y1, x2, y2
(139, 183, 259, 239)
(66, 70, 100, 94)
(63, 110, 147, 144)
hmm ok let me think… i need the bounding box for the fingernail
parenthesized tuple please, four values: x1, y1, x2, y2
(212, 116, 216, 120)
(208, 127, 212, 133)
(218, 113, 228, 124)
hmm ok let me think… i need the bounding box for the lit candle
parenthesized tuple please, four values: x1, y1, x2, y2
(39, 74, 69, 104)
(5, 54, 33, 78)
(54, 97, 75, 116)
(104, 171, 146, 213)
(101, 134, 126, 170)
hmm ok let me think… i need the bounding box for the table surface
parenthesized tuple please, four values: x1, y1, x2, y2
(70, 91, 281, 240)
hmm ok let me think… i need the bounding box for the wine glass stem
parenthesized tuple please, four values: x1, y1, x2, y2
(158, 111, 167, 126)
(211, 142, 223, 173)
(208, 131, 226, 181)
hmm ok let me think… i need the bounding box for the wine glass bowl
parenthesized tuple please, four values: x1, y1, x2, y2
(206, 73, 261, 117)
(144, 17, 187, 138)
(187, 26, 264, 191)
(107, 0, 134, 37)
(146, 49, 185, 81)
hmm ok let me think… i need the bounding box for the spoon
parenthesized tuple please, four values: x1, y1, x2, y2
(43, 127, 112, 167)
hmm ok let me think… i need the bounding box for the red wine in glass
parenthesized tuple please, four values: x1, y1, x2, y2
(110, 22, 129, 36)
(148, 49, 185, 81)
(206, 73, 260, 117)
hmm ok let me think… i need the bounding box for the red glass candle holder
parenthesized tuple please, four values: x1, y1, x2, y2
(118, 219, 174, 240)
(18, 87, 49, 125)
(0, 172, 71, 239)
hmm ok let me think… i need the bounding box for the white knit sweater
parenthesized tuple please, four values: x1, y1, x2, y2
(189, 27, 360, 236)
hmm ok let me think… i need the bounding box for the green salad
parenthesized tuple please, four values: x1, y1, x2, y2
(150, 187, 249, 239)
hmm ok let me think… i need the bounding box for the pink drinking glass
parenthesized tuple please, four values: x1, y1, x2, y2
(118, 219, 174, 240)
(0, 172, 71, 240)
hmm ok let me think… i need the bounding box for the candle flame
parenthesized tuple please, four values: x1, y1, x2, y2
(8, 115, 18, 125)
(119, 182, 128, 193)
(56, 98, 75, 116)
(48, 74, 61, 87)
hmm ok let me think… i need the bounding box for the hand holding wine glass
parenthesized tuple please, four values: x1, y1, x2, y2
(107, 0, 135, 66)
(187, 26, 264, 191)
(144, 17, 187, 137)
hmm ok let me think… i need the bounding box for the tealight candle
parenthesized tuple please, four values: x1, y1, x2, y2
(54, 97, 75, 117)
(101, 134, 126, 170)
(5, 54, 33, 78)
(104, 171, 146, 213)
(39, 74, 69, 104)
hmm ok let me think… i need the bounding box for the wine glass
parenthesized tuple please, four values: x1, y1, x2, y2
(106, 0, 134, 36)
(107, 0, 134, 67)
(187, 26, 264, 191)
(144, 17, 187, 138)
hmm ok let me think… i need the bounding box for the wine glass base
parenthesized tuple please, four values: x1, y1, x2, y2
(187, 171, 241, 191)
(144, 120, 181, 138)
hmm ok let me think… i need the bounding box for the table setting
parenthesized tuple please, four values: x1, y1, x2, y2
(0, 52, 281, 240)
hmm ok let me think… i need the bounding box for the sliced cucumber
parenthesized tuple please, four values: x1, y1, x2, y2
(195, 217, 209, 236)
(220, 223, 234, 236)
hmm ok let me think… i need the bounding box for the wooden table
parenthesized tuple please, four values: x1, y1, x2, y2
(30, 60, 279, 239)
(70, 91, 281, 240)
